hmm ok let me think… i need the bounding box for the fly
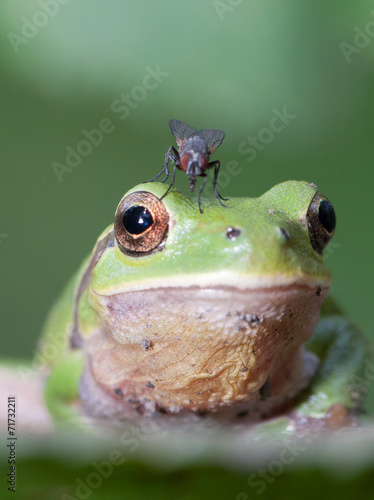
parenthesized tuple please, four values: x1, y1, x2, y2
(146, 119, 227, 213)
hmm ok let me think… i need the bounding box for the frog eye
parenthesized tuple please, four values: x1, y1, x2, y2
(306, 192, 336, 254)
(114, 191, 169, 255)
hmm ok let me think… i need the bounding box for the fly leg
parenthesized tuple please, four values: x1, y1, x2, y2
(160, 164, 178, 200)
(209, 160, 229, 206)
(161, 146, 179, 183)
(143, 146, 179, 183)
(198, 175, 208, 214)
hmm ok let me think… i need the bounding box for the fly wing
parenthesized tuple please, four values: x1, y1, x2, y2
(169, 119, 198, 149)
(198, 128, 225, 155)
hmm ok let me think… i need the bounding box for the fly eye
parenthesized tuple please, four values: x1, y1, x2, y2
(306, 192, 336, 254)
(115, 192, 169, 255)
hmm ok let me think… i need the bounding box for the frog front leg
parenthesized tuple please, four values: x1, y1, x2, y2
(293, 313, 370, 426)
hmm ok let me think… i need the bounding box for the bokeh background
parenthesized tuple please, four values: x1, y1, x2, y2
(2, 1, 374, 498)
(1, 1, 374, 417)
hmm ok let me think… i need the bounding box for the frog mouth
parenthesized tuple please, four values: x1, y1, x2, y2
(93, 271, 330, 296)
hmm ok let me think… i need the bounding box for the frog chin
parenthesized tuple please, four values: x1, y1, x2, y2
(79, 280, 329, 420)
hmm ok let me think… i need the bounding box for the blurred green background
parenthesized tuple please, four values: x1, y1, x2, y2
(1, 0, 373, 409)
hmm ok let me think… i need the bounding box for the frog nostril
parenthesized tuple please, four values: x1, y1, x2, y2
(226, 227, 241, 240)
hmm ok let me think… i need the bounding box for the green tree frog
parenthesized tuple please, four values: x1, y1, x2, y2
(40, 181, 368, 430)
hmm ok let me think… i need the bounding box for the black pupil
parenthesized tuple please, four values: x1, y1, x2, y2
(318, 200, 336, 233)
(123, 206, 153, 235)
